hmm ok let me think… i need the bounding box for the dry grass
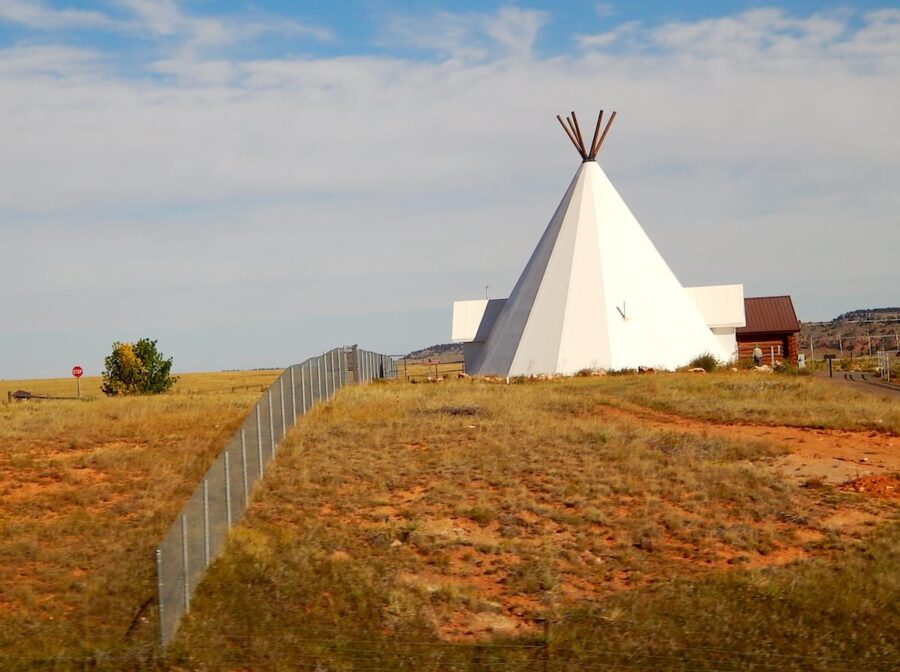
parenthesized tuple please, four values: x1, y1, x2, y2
(579, 370, 900, 433)
(0, 369, 279, 667)
(1, 369, 280, 400)
(2, 370, 896, 670)
(168, 377, 899, 670)
(394, 360, 466, 382)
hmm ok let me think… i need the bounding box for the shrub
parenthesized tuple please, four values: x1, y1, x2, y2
(688, 352, 720, 372)
(101, 338, 177, 395)
(773, 360, 811, 376)
(606, 367, 637, 376)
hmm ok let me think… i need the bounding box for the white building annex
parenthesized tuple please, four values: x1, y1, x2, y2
(452, 110, 746, 377)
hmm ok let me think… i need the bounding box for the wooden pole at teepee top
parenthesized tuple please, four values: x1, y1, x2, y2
(556, 115, 584, 157)
(570, 111, 587, 157)
(589, 110, 604, 159)
(557, 109, 616, 160)
(564, 116, 585, 158)
(595, 110, 617, 156)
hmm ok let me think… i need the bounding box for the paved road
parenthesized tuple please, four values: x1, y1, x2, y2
(813, 370, 900, 398)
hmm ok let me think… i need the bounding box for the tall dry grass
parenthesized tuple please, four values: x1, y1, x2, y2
(168, 378, 898, 671)
(578, 370, 899, 433)
(0, 369, 279, 667)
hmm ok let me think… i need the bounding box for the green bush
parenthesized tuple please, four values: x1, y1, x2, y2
(687, 352, 719, 372)
(101, 338, 177, 395)
(773, 360, 811, 376)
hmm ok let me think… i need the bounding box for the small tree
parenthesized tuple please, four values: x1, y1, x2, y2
(102, 338, 177, 396)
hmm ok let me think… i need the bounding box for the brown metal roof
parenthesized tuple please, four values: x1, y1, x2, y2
(736, 296, 800, 335)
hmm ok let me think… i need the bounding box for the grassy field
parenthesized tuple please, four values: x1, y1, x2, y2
(1, 369, 898, 670)
(169, 373, 898, 671)
(0, 370, 279, 668)
(586, 371, 900, 433)
(394, 359, 466, 382)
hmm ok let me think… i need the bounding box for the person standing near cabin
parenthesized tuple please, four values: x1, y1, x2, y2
(752, 345, 763, 366)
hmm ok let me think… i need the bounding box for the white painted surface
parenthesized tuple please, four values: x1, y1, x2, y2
(460, 161, 733, 376)
(452, 299, 489, 342)
(452, 299, 508, 343)
(710, 327, 738, 360)
(684, 284, 746, 328)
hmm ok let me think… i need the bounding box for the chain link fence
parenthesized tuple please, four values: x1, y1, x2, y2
(155, 345, 396, 647)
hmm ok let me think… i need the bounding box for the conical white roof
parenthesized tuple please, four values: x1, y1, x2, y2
(468, 161, 729, 376)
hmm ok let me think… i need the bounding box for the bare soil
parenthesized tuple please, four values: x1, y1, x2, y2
(595, 401, 900, 487)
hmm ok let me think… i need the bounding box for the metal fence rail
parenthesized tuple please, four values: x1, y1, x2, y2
(156, 345, 396, 647)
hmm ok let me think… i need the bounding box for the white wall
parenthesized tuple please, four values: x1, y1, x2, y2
(451, 299, 489, 342)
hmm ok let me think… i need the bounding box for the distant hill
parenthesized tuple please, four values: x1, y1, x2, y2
(800, 307, 900, 357)
(407, 307, 900, 362)
(406, 307, 900, 362)
(834, 307, 900, 322)
(404, 342, 463, 362)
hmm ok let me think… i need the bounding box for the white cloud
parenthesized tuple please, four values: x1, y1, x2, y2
(109, 0, 332, 84)
(386, 7, 547, 61)
(485, 7, 547, 57)
(0, 0, 111, 29)
(595, 3, 616, 19)
(115, 0, 330, 46)
(577, 21, 637, 49)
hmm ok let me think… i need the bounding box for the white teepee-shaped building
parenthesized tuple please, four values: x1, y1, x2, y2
(452, 110, 743, 376)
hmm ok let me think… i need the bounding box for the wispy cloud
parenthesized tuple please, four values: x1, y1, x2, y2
(0, 0, 112, 29)
(105, 0, 333, 83)
(578, 7, 869, 60)
(595, 2, 616, 19)
(386, 7, 547, 61)
(116, 0, 331, 46)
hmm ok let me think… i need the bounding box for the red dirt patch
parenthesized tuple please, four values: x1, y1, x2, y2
(840, 475, 900, 499)
(595, 403, 900, 487)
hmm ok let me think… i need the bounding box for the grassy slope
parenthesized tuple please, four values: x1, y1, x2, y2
(0, 370, 279, 667)
(591, 372, 900, 433)
(169, 374, 899, 671)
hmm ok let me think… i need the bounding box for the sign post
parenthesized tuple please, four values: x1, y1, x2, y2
(823, 354, 836, 378)
(72, 365, 84, 398)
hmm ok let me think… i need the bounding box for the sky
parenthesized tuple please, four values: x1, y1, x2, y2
(1, 1, 898, 378)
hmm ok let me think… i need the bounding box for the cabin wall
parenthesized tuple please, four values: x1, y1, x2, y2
(737, 332, 799, 363)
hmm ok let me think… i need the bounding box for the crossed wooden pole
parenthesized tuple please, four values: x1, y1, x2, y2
(556, 110, 617, 161)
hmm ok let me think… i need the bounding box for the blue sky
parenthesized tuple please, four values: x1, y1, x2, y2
(1, 1, 898, 378)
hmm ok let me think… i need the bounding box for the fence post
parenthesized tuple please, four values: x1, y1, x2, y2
(332, 350, 339, 391)
(290, 367, 297, 425)
(224, 451, 232, 527)
(203, 479, 210, 567)
(268, 390, 275, 457)
(301, 363, 307, 414)
(280, 377, 286, 437)
(324, 352, 330, 399)
(329, 350, 334, 392)
(318, 356, 324, 400)
(156, 548, 165, 646)
(181, 514, 190, 613)
(240, 429, 249, 504)
(256, 405, 264, 478)
(329, 350, 335, 393)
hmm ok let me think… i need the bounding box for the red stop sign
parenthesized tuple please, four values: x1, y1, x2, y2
(72, 366, 84, 378)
